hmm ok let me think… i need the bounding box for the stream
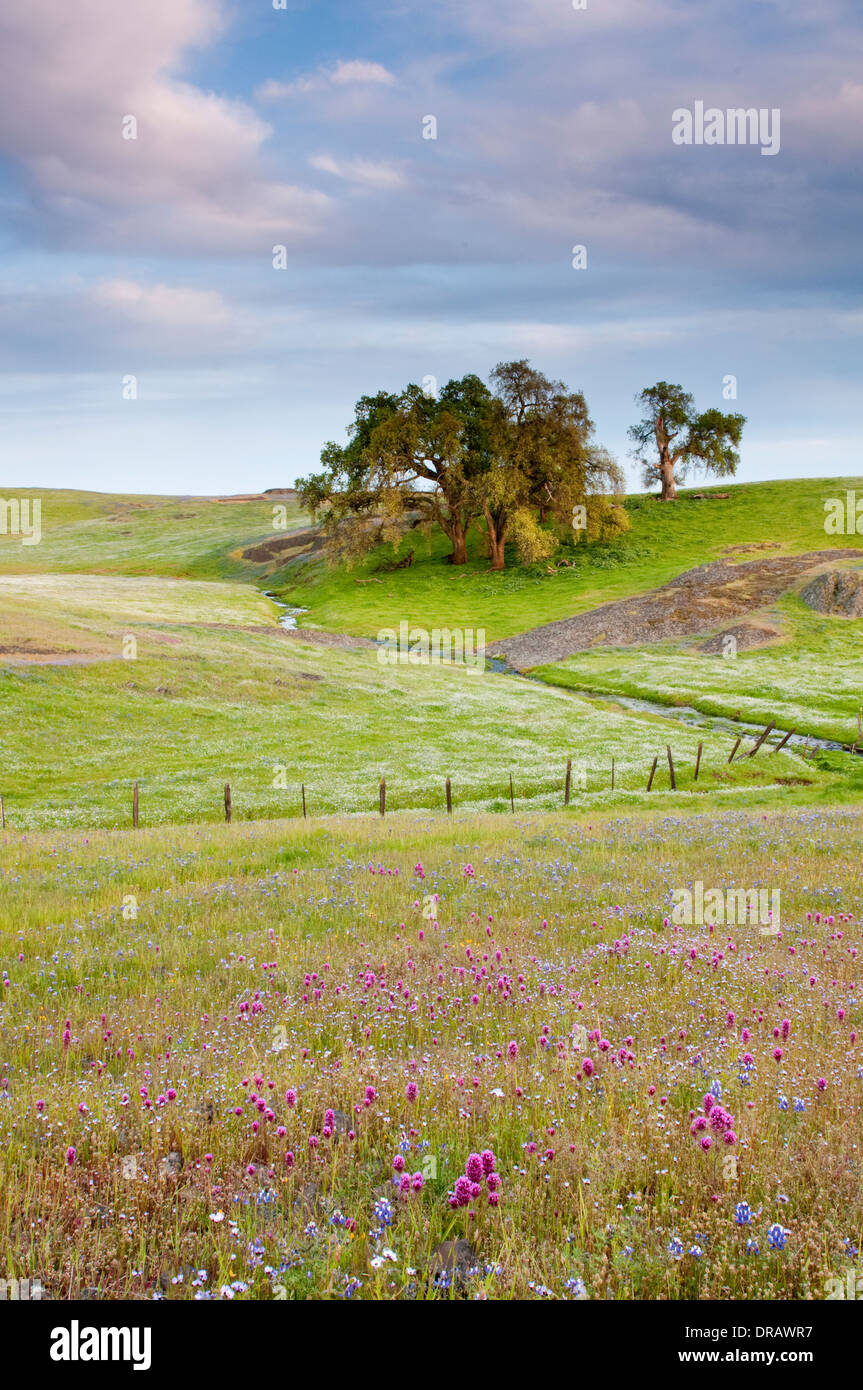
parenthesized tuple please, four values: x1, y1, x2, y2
(264, 591, 309, 631)
(264, 595, 847, 756)
(485, 656, 847, 754)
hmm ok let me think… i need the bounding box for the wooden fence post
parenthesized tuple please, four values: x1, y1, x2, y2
(0, 794, 5, 829)
(564, 758, 572, 806)
(748, 721, 775, 757)
(509, 773, 515, 812)
(646, 756, 658, 791)
(445, 776, 452, 816)
(132, 781, 139, 828)
(666, 745, 676, 790)
(728, 736, 742, 763)
(772, 729, 795, 754)
(224, 782, 232, 823)
(694, 742, 703, 781)
(301, 783, 307, 819)
(379, 777, 386, 817)
(611, 757, 615, 791)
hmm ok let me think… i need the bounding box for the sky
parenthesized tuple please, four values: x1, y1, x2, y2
(0, 0, 861, 496)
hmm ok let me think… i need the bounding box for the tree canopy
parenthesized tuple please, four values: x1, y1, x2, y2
(628, 381, 746, 501)
(297, 361, 628, 569)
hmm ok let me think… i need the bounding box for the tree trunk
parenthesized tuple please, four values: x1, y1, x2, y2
(483, 505, 507, 571)
(489, 535, 506, 570)
(659, 448, 677, 501)
(446, 521, 468, 565)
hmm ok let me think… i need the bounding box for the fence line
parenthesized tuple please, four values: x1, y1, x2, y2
(0, 722, 849, 830)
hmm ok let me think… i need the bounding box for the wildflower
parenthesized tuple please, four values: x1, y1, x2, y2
(65, 1146, 76, 1166)
(405, 1082, 418, 1102)
(767, 1224, 787, 1251)
(452, 1175, 472, 1208)
(735, 1202, 752, 1226)
(667, 1237, 684, 1259)
(372, 1196, 394, 1229)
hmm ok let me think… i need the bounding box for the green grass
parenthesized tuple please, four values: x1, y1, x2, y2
(0, 488, 307, 581)
(0, 573, 845, 831)
(1, 804, 861, 1299)
(535, 594, 863, 747)
(274, 477, 863, 642)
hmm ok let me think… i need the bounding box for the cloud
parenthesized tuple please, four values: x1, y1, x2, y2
(308, 154, 404, 189)
(0, 0, 330, 252)
(91, 279, 233, 330)
(258, 58, 397, 101)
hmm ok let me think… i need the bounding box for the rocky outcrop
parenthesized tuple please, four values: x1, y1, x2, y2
(800, 569, 863, 617)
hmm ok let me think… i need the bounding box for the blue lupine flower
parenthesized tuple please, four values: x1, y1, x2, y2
(372, 1197, 393, 1228)
(709, 1080, 722, 1100)
(689, 1244, 704, 1259)
(735, 1202, 752, 1226)
(768, 1223, 787, 1251)
(778, 1095, 789, 1111)
(668, 1237, 684, 1258)
(746, 1238, 760, 1255)
(793, 1097, 805, 1112)
(563, 1276, 587, 1298)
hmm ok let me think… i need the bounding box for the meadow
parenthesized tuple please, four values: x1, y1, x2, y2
(1, 478, 861, 1304)
(0, 806, 860, 1300)
(0, 572, 848, 832)
(537, 594, 863, 747)
(272, 477, 863, 641)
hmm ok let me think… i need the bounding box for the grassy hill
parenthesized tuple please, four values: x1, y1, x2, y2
(0, 488, 307, 581)
(273, 477, 863, 642)
(0, 571, 835, 831)
(1, 477, 861, 830)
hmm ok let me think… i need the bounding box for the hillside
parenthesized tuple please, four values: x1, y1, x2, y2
(2, 477, 862, 830)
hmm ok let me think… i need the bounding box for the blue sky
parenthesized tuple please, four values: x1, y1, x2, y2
(0, 0, 861, 495)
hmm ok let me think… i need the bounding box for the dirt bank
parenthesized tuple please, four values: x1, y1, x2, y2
(489, 550, 863, 669)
